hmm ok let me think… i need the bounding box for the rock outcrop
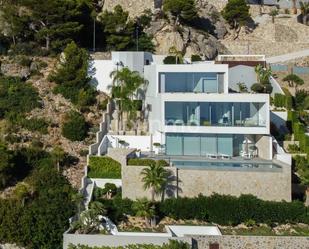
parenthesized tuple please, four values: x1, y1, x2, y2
(101, 0, 228, 59)
(146, 7, 228, 59)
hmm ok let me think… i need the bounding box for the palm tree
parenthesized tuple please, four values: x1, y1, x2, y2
(109, 68, 146, 132)
(13, 182, 33, 207)
(255, 64, 272, 85)
(89, 201, 107, 216)
(258, 0, 264, 15)
(77, 201, 107, 234)
(300, 1, 309, 24)
(269, 9, 279, 23)
(141, 163, 168, 202)
(51, 146, 66, 172)
(132, 197, 155, 227)
(168, 46, 183, 64)
(292, 0, 297, 14)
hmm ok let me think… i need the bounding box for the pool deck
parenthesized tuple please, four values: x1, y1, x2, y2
(142, 153, 272, 164)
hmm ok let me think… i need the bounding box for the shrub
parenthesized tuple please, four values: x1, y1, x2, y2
(163, 56, 177, 64)
(62, 111, 88, 141)
(0, 76, 41, 119)
(93, 183, 118, 200)
(191, 54, 202, 62)
(79, 149, 89, 157)
(15, 55, 32, 67)
(21, 118, 49, 134)
(251, 83, 264, 93)
(288, 144, 300, 153)
(88, 156, 121, 179)
(274, 93, 285, 108)
(127, 158, 169, 167)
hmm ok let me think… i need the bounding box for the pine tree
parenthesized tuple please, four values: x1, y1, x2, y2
(49, 41, 96, 106)
(163, 0, 198, 23)
(222, 0, 251, 29)
(20, 0, 82, 51)
(0, 2, 29, 46)
(99, 5, 135, 51)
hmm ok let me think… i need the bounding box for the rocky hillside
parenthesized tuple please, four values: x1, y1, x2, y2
(100, 0, 229, 59)
(0, 56, 105, 189)
(145, 1, 228, 58)
(222, 6, 309, 57)
(101, 0, 309, 58)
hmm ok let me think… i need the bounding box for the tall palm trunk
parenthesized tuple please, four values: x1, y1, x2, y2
(151, 187, 155, 202)
(292, 0, 297, 14)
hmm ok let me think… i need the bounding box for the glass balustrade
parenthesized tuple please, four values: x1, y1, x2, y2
(165, 102, 266, 127)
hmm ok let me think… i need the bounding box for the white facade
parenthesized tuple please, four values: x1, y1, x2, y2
(92, 52, 274, 159)
(91, 51, 153, 93)
(143, 59, 271, 159)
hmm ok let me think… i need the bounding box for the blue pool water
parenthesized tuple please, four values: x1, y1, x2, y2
(172, 160, 281, 171)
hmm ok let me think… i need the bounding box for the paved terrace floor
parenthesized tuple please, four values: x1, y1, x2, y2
(142, 153, 272, 164)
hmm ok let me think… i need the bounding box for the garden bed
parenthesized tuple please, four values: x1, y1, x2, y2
(88, 156, 121, 179)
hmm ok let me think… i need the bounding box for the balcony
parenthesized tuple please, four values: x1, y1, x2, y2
(165, 102, 267, 128)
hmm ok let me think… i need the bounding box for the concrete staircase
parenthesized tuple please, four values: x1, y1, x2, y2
(83, 179, 95, 209)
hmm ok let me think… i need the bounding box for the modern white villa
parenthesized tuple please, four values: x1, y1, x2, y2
(89, 52, 291, 202)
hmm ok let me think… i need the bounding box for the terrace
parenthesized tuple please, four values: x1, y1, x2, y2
(164, 101, 267, 127)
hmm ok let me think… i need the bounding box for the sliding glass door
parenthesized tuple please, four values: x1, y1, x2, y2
(166, 134, 183, 155)
(166, 133, 236, 157)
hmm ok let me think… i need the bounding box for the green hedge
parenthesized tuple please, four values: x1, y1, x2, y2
(100, 194, 308, 226)
(127, 158, 169, 167)
(88, 156, 121, 179)
(274, 90, 292, 110)
(274, 93, 286, 108)
(158, 194, 308, 226)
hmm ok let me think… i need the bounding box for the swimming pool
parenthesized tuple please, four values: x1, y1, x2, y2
(172, 160, 282, 171)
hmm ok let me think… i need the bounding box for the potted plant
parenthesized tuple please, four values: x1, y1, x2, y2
(153, 142, 161, 154)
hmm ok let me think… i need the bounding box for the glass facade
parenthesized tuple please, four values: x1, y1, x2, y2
(159, 72, 224, 93)
(166, 133, 250, 156)
(165, 102, 266, 127)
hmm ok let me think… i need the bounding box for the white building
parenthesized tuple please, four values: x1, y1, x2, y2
(91, 52, 286, 161)
(144, 60, 271, 159)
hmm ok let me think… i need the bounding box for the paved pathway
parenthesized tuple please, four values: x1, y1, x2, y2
(266, 49, 309, 63)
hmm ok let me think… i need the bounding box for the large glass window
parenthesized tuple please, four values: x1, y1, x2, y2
(165, 102, 266, 127)
(165, 133, 251, 157)
(159, 72, 222, 93)
(183, 134, 200, 156)
(166, 134, 183, 155)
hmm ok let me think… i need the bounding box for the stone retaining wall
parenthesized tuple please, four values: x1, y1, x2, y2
(221, 41, 309, 58)
(177, 161, 291, 201)
(122, 165, 177, 200)
(192, 235, 309, 249)
(122, 161, 291, 201)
